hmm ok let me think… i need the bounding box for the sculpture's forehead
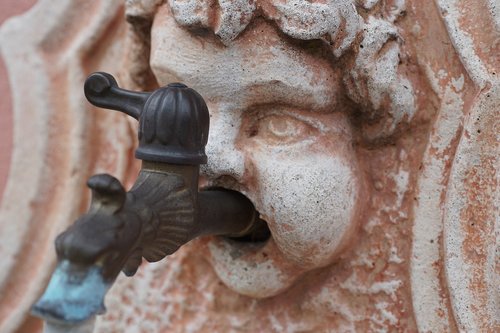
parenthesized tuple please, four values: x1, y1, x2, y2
(166, 0, 361, 56)
(150, 10, 341, 111)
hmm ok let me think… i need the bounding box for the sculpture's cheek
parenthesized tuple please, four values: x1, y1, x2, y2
(252, 152, 360, 268)
(238, 111, 363, 269)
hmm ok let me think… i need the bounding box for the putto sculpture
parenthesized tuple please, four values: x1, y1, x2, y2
(0, 0, 497, 332)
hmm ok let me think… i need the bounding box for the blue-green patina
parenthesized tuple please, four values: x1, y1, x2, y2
(32, 260, 112, 324)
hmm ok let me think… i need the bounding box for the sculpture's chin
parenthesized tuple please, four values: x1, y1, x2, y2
(207, 237, 308, 298)
(31, 260, 112, 325)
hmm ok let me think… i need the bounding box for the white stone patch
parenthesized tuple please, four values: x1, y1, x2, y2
(410, 64, 466, 332)
(310, 287, 361, 323)
(281, 313, 317, 333)
(386, 0, 407, 22)
(227, 315, 248, 329)
(345, 16, 416, 139)
(208, 241, 288, 298)
(200, 102, 246, 180)
(436, 0, 493, 87)
(451, 74, 464, 92)
(359, 0, 380, 10)
(169, 0, 257, 45)
(168, 0, 212, 27)
(215, 0, 257, 44)
(271, 0, 341, 39)
(442, 84, 499, 332)
(256, 153, 359, 268)
(412, 22, 421, 35)
(341, 273, 402, 300)
(392, 169, 409, 208)
(334, 1, 363, 57)
(169, 0, 362, 54)
(269, 314, 284, 332)
(437, 69, 448, 80)
(389, 245, 404, 264)
(375, 302, 398, 325)
(351, 251, 376, 268)
(486, 0, 500, 31)
(364, 217, 382, 233)
(270, 0, 362, 57)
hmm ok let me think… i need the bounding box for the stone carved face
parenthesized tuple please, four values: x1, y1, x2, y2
(145, 1, 411, 297)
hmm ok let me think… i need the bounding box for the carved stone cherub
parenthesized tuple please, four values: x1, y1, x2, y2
(0, 0, 497, 332)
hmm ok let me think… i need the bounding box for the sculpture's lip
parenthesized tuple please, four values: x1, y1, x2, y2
(31, 260, 112, 324)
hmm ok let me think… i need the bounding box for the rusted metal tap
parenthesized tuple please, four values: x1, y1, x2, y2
(32, 73, 263, 325)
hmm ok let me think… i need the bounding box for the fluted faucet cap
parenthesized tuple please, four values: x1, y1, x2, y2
(136, 83, 209, 164)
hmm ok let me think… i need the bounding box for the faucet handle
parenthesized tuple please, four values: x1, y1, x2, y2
(85, 72, 210, 165)
(84, 72, 150, 119)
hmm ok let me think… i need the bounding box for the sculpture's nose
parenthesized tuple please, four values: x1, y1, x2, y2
(202, 105, 246, 181)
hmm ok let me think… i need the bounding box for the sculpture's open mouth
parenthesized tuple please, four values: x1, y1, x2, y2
(31, 260, 112, 324)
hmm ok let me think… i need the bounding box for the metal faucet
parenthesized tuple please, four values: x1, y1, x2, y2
(31, 73, 265, 326)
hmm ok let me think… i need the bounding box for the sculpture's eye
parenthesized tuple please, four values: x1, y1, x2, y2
(248, 112, 317, 146)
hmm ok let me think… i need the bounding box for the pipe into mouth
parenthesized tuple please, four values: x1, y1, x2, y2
(198, 186, 272, 243)
(32, 260, 112, 325)
(196, 188, 260, 238)
(228, 217, 271, 243)
(195, 187, 272, 243)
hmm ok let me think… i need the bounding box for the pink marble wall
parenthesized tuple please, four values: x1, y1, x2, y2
(0, 0, 36, 202)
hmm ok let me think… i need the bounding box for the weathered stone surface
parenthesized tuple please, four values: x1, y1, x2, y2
(0, 0, 497, 332)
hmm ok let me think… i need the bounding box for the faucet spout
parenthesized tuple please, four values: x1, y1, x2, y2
(32, 73, 261, 325)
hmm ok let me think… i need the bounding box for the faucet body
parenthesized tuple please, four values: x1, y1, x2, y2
(32, 73, 262, 325)
(56, 163, 256, 281)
